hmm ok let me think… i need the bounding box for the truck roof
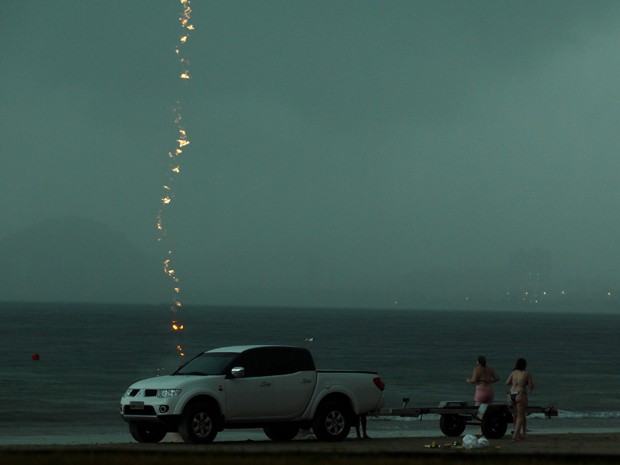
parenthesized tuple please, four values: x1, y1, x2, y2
(206, 345, 304, 354)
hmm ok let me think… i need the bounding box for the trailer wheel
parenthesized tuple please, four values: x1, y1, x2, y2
(439, 414, 466, 437)
(481, 411, 508, 439)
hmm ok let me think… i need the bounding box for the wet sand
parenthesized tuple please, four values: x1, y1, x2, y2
(1, 433, 619, 464)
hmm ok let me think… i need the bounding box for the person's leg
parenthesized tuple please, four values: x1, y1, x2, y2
(521, 396, 528, 437)
(361, 415, 368, 438)
(513, 395, 526, 441)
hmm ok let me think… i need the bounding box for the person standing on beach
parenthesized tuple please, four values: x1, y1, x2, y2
(506, 358, 534, 441)
(466, 355, 500, 407)
(355, 414, 369, 439)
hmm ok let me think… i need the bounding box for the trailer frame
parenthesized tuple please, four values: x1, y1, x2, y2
(388, 398, 558, 439)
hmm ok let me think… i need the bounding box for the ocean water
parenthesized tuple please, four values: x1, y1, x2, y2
(1, 303, 619, 445)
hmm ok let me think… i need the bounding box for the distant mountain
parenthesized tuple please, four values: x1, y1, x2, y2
(0, 217, 169, 304)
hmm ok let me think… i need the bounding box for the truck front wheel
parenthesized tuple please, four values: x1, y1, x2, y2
(128, 422, 167, 443)
(312, 401, 351, 442)
(179, 401, 218, 444)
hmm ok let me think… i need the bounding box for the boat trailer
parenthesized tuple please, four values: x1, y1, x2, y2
(388, 398, 558, 439)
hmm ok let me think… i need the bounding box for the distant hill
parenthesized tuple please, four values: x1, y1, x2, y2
(0, 217, 169, 304)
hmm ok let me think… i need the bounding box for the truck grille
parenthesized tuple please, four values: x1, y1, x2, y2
(123, 405, 156, 416)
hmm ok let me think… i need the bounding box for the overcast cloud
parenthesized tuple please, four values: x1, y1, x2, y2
(2, 1, 620, 307)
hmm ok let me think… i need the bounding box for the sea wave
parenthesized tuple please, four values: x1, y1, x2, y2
(556, 409, 620, 419)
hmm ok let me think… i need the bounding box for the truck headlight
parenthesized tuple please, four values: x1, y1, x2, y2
(157, 389, 181, 398)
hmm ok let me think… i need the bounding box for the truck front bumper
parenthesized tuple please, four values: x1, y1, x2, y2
(120, 400, 179, 427)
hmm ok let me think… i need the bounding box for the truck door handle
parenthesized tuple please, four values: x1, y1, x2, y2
(259, 381, 271, 387)
(300, 378, 312, 384)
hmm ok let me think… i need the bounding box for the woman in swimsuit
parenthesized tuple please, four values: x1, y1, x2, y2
(466, 355, 500, 406)
(506, 358, 535, 441)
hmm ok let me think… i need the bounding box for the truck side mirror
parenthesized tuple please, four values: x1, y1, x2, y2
(230, 366, 245, 378)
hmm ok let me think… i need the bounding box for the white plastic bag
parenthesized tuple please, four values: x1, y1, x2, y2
(462, 434, 478, 449)
(477, 437, 489, 447)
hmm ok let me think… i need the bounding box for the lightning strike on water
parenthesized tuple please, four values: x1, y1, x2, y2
(156, 0, 194, 358)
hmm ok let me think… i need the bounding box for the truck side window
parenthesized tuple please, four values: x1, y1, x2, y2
(234, 349, 270, 377)
(299, 349, 316, 371)
(269, 348, 295, 375)
(268, 348, 315, 375)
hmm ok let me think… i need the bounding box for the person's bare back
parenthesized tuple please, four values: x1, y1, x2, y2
(508, 369, 533, 393)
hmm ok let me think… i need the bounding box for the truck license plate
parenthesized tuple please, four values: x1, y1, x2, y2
(130, 401, 144, 409)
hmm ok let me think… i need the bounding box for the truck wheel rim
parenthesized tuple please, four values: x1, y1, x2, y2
(192, 412, 213, 437)
(325, 410, 345, 435)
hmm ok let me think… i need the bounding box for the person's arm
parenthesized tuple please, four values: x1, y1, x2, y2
(527, 373, 534, 392)
(490, 368, 500, 383)
(505, 372, 513, 386)
(466, 367, 479, 384)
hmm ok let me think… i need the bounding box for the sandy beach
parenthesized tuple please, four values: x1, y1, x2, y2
(1, 433, 619, 465)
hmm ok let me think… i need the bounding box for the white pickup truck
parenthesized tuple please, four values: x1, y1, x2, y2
(120, 345, 385, 443)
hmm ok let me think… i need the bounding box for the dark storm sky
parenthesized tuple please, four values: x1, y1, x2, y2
(2, 1, 619, 306)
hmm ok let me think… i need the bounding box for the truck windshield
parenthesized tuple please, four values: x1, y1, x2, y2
(173, 352, 237, 376)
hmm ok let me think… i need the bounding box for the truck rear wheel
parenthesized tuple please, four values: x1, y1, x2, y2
(312, 401, 351, 442)
(128, 422, 167, 443)
(263, 424, 300, 441)
(179, 401, 218, 444)
(439, 414, 466, 437)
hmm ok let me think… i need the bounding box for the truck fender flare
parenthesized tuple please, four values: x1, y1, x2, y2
(307, 385, 358, 418)
(174, 388, 224, 417)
